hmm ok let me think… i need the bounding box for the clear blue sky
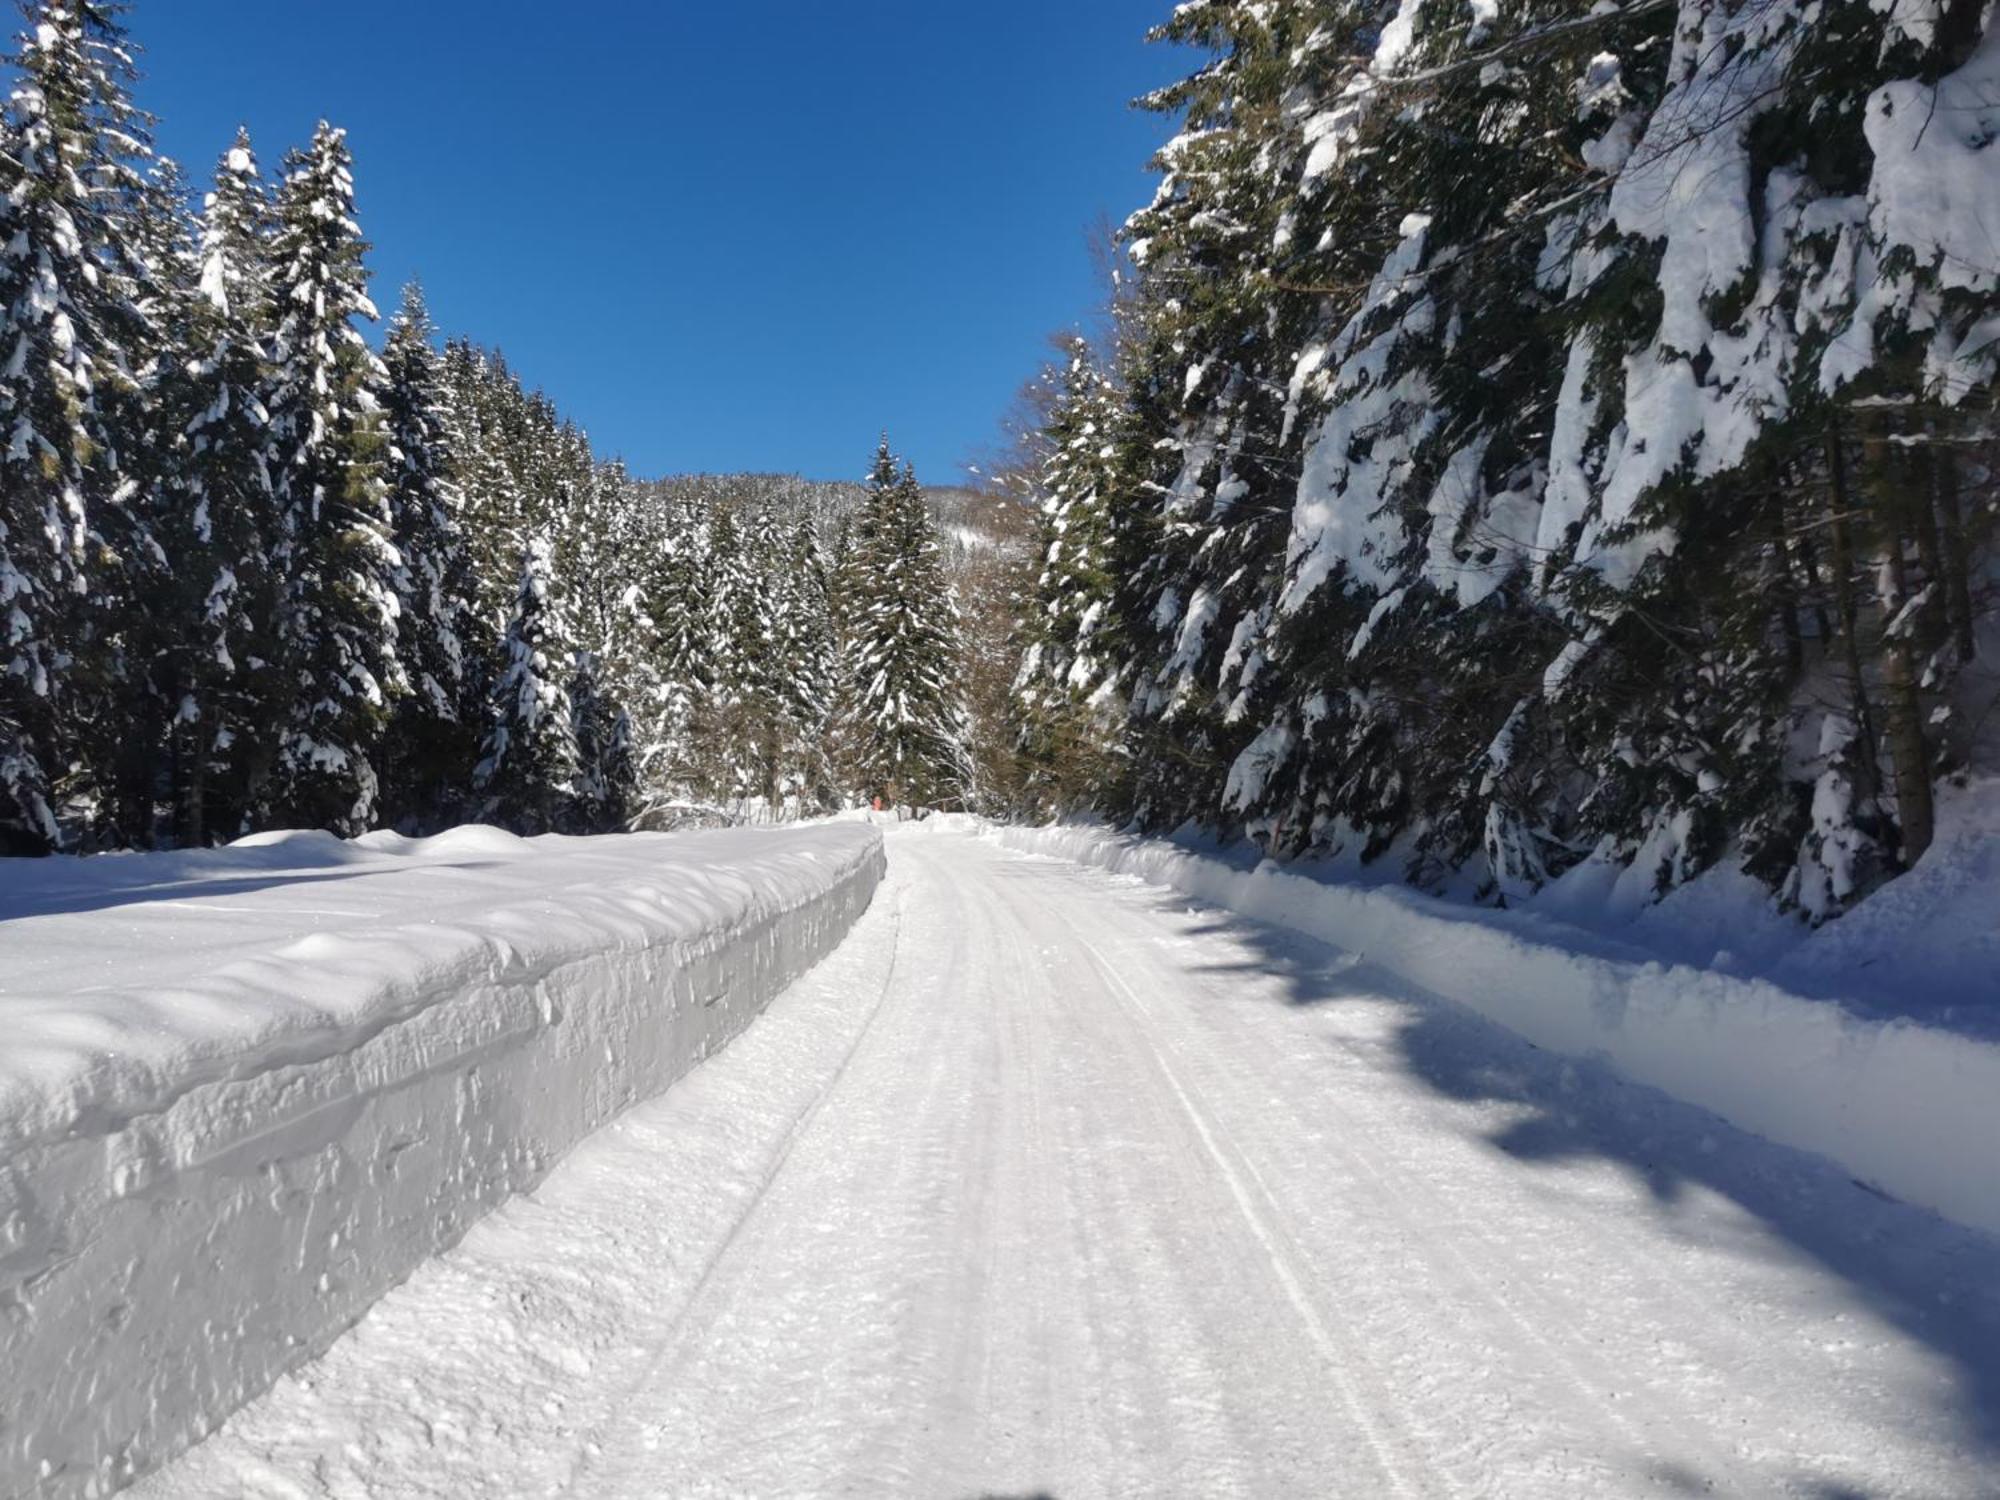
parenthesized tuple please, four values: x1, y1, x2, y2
(131, 1, 1188, 485)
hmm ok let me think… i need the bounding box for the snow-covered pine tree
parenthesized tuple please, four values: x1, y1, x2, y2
(775, 517, 837, 811)
(442, 340, 542, 631)
(474, 532, 578, 832)
(156, 129, 281, 843)
(1104, 2, 1335, 840)
(625, 482, 710, 803)
(843, 441, 973, 809)
(0, 0, 160, 849)
(1044, 0, 2000, 924)
(732, 506, 794, 805)
(440, 338, 515, 626)
(1211, 0, 1679, 894)
(695, 503, 756, 800)
(256, 122, 400, 835)
(379, 280, 483, 830)
(117, 153, 204, 844)
(1011, 335, 1127, 813)
(566, 646, 634, 832)
(548, 434, 628, 677)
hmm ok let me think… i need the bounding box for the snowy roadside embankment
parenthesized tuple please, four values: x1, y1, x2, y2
(0, 822, 884, 1499)
(987, 822, 2000, 1242)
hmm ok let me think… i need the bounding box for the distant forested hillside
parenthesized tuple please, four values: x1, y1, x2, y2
(0, 3, 1000, 851)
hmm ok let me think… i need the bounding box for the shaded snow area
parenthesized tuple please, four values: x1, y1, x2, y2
(0, 823, 883, 1499)
(1143, 777, 2000, 1034)
(1530, 775, 2000, 1031)
(989, 817, 2000, 1245)
(135, 829, 2000, 1498)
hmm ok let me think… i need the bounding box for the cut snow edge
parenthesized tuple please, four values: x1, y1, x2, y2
(1, 823, 885, 1500)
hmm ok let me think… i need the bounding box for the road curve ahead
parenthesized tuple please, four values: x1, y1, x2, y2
(141, 827, 2000, 1499)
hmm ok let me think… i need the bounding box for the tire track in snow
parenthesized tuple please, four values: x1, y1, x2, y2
(550, 894, 911, 1496)
(1023, 847, 1957, 1499)
(1051, 872, 1766, 1496)
(1067, 931, 1439, 1500)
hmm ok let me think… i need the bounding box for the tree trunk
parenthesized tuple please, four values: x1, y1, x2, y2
(1861, 420, 1935, 866)
(1933, 0, 1988, 74)
(1767, 497, 1804, 676)
(177, 715, 208, 848)
(1823, 421, 1883, 807)
(1928, 419, 1978, 664)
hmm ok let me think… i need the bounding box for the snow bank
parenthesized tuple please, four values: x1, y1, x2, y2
(990, 822, 2000, 1242)
(0, 823, 884, 1499)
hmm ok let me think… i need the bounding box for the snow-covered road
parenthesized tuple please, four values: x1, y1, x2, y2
(139, 828, 2000, 1499)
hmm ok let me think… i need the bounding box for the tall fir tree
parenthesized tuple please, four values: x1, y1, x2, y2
(776, 517, 837, 810)
(566, 647, 634, 832)
(697, 504, 756, 799)
(379, 280, 483, 830)
(1016, 0, 2000, 927)
(1011, 336, 1127, 813)
(256, 121, 400, 834)
(842, 441, 972, 809)
(628, 483, 710, 801)
(0, 0, 159, 848)
(475, 533, 578, 832)
(156, 128, 280, 843)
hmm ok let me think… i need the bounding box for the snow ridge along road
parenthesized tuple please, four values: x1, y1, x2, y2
(140, 827, 2000, 1499)
(0, 823, 883, 1499)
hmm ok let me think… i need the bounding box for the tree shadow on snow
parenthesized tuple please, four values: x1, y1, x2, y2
(0, 860, 510, 922)
(1114, 884, 2000, 1486)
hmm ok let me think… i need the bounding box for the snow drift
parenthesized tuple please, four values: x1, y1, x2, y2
(990, 822, 2000, 1243)
(0, 822, 884, 1499)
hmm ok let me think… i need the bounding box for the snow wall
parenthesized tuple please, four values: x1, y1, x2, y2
(993, 823, 2000, 1242)
(0, 824, 884, 1499)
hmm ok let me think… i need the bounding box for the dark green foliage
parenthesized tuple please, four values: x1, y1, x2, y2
(254, 123, 400, 836)
(379, 282, 484, 831)
(838, 441, 974, 809)
(1014, 0, 2000, 929)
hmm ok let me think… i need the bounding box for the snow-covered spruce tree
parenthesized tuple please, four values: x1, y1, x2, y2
(442, 340, 549, 631)
(712, 505, 838, 813)
(1513, 0, 2000, 917)
(842, 441, 973, 809)
(694, 503, 759, 800)
(1209, 0, 1682, 894)
(822, 504, 862, 790)
(0, 0, 160, 849)
(774, 517, 838, 811)
(120, 153, 203, 841)
(1011, 335, 1128, 814)
(550, 448, 650, 830)
(548, 436, 632, 691)
(733, 506, 796, 805)
(255, 122, 401, 835)
(379, 280, 483, 830)
(474, 533, 578, 832)
(1044, 0, 2000, 923)
(566, 646, 634, 832)
(1123, 1, 1375, 828)
(624, 481, 711, 804)
(439, 337, 519, 627)
(155, 129, 281, 844)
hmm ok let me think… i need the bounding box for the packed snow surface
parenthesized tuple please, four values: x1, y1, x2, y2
(992, 818, 2000, 1244)
(139, 827, 2000, 1499)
